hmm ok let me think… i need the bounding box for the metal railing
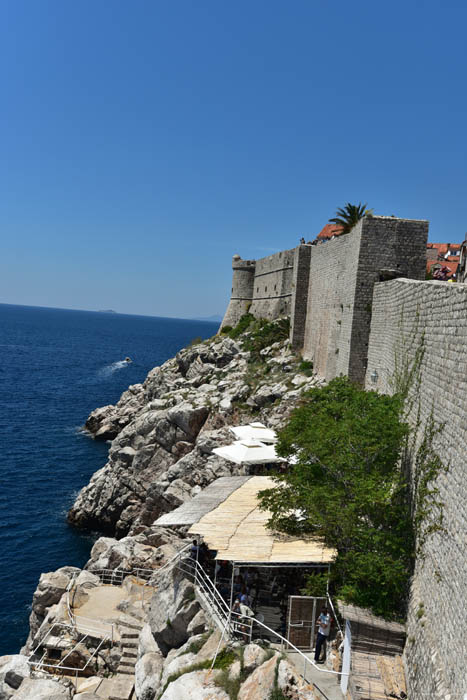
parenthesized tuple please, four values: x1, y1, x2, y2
(27, 561, 164, 686)
(28, 620, 111, 687)
(65, 574, 116, 641)
(90, 567, 155, 585)
(165, 548, 348, 684)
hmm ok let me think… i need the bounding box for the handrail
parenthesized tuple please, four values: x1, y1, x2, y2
(246, 612, 347, 677)
(155, 542, 192, 575)
(313, 682, 332, 700)
(326, 580, 343, 638)
(174, 555, 348, 679)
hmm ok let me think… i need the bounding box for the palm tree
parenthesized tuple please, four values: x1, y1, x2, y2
(329, 202, 370, 234)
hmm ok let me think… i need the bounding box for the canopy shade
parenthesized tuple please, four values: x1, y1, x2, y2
(153, 476, 251, 527)
(229, 422, 277, 444)
(212, 438, 284, 465)
(188, 476, 336, 564)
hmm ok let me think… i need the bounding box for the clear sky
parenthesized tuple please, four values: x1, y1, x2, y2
(1, 1, 466, 317)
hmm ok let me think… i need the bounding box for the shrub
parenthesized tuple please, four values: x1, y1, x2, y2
(221, 325, 233, 334)
(298, 359, 314, 375)
(228, 313, 255, 339)
(242, 317, 290, 361)
(187, 336, 203, 347)
(259, 376, 414, 620)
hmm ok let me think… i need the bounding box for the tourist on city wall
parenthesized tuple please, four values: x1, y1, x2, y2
(314, 606, 331, 663)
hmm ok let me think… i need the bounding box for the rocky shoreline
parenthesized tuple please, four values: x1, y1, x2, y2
(1, 326, 325, 699)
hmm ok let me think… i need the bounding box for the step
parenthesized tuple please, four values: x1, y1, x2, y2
(122, 652, 138, 659)
(121, 642, 138, 649)
(96, 675, 134, 699)
(118, 619, 143, 631)
(121, 633, 139, 639)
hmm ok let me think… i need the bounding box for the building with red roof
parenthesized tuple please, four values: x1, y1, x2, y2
(426, 241, 461, 279)
(316, 223, 344, 240)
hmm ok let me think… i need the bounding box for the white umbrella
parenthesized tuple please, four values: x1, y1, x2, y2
(212, 439, 284, 465)
(229, 422, 277, 444)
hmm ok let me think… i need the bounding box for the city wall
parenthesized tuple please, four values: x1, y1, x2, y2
(365, 279, 467, 700)
(249, 248, 295, 320)
(221, 248, 298, 328)
(302, 216, 428, 383)
(220, 217, 466, 698)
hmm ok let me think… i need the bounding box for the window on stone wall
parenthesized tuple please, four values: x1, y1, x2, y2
(265, 286, 267, 292)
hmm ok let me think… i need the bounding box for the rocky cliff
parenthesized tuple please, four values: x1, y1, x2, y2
(68, 330, 322, 537)
(3, 322, 327, 699)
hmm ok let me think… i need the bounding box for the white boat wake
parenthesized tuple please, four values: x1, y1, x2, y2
(98, 360, 130, 378)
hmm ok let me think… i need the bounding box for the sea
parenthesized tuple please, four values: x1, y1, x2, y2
(0, 303, 219, 656)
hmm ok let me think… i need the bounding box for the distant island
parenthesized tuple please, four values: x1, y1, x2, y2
(192, 314, 222, 322)
(98, 309, 117, 314)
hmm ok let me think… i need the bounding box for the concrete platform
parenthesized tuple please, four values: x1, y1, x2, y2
(95, 674, 134, 699)
(74, 585, 127, 640)
(287, 650, 344, 700)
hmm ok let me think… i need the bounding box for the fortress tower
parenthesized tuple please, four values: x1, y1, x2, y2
(220, 255, 256, 328)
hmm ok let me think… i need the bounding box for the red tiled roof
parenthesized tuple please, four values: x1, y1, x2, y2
(427, 242, 461, 255)
(426, 259, 459, 276)
(318, 224, 344, 239)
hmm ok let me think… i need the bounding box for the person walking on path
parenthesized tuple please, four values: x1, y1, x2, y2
(314, 606, 331, 663)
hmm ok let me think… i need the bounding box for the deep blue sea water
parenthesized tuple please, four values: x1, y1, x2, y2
(0, 303, 218, 655)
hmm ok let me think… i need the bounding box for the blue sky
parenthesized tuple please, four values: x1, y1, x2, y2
(1, 1, 466, 317)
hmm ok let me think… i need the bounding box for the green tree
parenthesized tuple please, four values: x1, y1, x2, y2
(258, 377, 414, 619)
(329, 202, 369, 234)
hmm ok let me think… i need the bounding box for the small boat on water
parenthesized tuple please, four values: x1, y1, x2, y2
(124, 357, 132, 363)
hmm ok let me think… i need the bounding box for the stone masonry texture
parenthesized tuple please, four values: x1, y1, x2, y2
(365, 278, 467, 700)
(221, 248, 296, 329)
(290, 244, 311, 350)
(302, 216, 428, 383)
(248, 247, 295, 320)
(221, 255, 256, 328)
(220, 221, 466, 696)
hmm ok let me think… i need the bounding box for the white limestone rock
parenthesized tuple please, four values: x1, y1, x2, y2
(242, 643, 269, 672)
(86, 535, 159, 573)
(237, 656, 305, 700)
(251, 383, 285, 407)
(187, 609, 208, 636)
(158, 670, 229, 700)
(160, 652, 197, 687)
(135, 652, 164, 700)
(148, 569, 201, 654)
(11, 678, 72, 700)
(0, 655, 30, 699)
(138, 623, 160, 659)
(167, 403, 209, 440)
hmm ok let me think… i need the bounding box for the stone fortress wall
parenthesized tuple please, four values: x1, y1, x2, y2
(248, 248, 295, 320)
(221, 255, 256, 328)
(220, 215, 466, 699)
(222, 216, 428, 384)
(365, 279, 467, 700)
(221, 247, 308, 329)
(302, 216, 428, 383)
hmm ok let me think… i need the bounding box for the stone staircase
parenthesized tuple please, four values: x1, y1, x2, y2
(117, 619, 143, 677)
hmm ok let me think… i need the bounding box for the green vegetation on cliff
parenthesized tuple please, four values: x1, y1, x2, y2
(259, 377, 414, 620)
